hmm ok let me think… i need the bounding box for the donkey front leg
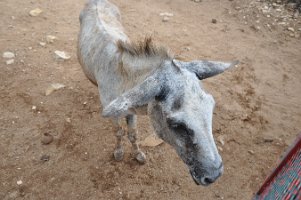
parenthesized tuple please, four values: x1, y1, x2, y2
(112, 117, 125, 161)
(126, 115, 146, 164)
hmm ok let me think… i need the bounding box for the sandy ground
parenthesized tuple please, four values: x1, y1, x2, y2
(1, 0, 301, 199)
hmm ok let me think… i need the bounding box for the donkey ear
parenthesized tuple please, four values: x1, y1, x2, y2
(173, 59, 238, 80)
(102, 74, 162, 118)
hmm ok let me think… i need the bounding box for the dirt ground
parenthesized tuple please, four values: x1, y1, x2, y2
(1, 0, 301, 199)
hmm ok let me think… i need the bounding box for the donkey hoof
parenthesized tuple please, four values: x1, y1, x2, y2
(135, 151, 146, 164)
(113, 148, 124, 161)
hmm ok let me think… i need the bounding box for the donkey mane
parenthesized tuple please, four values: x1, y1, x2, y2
(117, 37, 172, 59)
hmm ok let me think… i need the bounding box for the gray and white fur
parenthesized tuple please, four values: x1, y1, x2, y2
(77, 0, 238, 186)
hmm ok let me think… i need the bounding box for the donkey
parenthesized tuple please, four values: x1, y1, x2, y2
(78, 0, 238, 186)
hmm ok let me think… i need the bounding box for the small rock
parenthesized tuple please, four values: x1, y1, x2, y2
(41, 133, 54, 145)
(218, 135, 225, 146)
(65, 118, 71, 123)
(211, 19, 217, 24)
(272, 3, 279, 8)
(235, 6, 241, 10)
(29, 8, 43, 17)
(275, 8, 281, 12)
(54, 50, 71, 60)
(162, 16, 169, 22)
(298, 28, 301, 32)
(248, 150, 255, 155)
(17, 180, 23, 185)
(40, 154, 50, 162)
(287, 27, 295, 32)
(39, 42, 46, 47)
(3, 51, 15, 59)
(46, 35, 57, 43)
(263, 138, 274, 143)
(266, 14, 270, 18)
(6, 59, 14, 65)
(45, 83, 65, 96)
(28, 47, 32, 50)
(193, 0, 201, 2)
(183, 47, 191, 51)
(159, 12, 174, 17)
(140, 134, 163, 147)
(250, 25, 260, 31)
(32, 105, 37, 110)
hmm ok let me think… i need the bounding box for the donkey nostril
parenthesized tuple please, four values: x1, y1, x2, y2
(204, 177, 215, 184)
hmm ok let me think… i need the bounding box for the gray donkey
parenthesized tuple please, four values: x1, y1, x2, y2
(78, 0, 238, 186)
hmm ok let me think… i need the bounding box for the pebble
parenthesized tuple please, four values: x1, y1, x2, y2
(45, 83, 65, 96)
(46, 35, 57, 43)
(17, 180, 23, 185)
(218, 135, 225, 146)
(3, 51, 15, 59)
(250, 25, 260, 31)
(39, 42, 46, 47)
(263, 138, 274, 143)
(248, 150, 255, 155)
(298, 28, 301, 32)
(183, 47, 191, 51)
(287, 27, 295, 32)
(162, 16, 169, 22)
(41, 133, 54, 145)
(272, 3, 279, 8)
(29, 8, 43, 17)
(6, 59, 14, 65)
(40, 154, 50, 162)
(32, 105, 37, 110)
(211, 19, 217, 24)
(159, 12, 174, 17)
(54, 50, 71, 60)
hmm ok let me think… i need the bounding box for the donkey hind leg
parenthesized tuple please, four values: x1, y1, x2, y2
(126, 115, 146, 164)
(112, 117, 125, 161)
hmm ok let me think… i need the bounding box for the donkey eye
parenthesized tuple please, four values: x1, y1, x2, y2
(168, 121, 194, 137)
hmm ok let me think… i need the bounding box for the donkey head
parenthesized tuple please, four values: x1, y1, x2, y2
(103, 59, 238, 186)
